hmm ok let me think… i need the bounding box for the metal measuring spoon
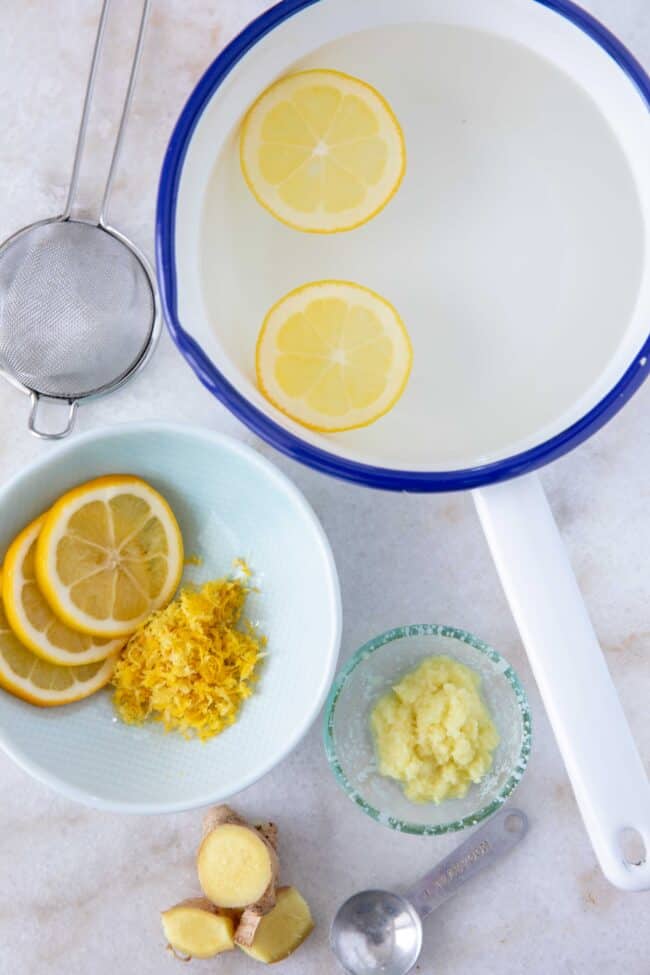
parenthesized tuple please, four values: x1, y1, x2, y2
(331, 807, 528, 975)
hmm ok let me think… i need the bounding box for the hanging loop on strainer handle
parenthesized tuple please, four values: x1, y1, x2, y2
(62, 0, 151, 227)
(28, 393, 78, 441)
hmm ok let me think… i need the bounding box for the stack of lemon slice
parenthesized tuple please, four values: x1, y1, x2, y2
(0, 475, 183, 707)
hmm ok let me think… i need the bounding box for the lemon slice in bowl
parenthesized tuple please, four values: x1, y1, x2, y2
(256, 280, 412, 432)
(2, 516, 124, 665)
(0, 570, 117, 707)
(240, 69, 405, 233)
(35, 475, 184, 639)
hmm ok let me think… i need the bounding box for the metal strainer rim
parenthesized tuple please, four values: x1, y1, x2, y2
(0, 214, 160, 404)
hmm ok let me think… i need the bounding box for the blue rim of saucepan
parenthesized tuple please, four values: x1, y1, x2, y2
(156, 0, 650, 493)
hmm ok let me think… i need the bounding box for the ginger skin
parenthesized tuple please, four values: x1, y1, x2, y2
(162, 807, 313, 963)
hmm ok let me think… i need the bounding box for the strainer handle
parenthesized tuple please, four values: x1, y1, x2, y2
(62, 0, 151, 226)
(28, 393, 78, 440)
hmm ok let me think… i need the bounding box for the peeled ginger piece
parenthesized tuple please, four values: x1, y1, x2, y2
(161, 897, 235, 959)
(197, 806, 278, 912)
(238, 886, 314, 963)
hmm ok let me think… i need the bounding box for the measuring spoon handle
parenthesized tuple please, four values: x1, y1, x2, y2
(406, 808, 528, 919)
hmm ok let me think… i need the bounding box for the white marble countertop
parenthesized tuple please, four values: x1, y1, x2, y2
(0, 2, 648, 973)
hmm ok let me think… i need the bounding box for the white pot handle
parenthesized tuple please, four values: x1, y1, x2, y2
(474, 472, 649, 890)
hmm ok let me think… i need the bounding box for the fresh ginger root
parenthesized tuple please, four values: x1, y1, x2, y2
(197, 806, 279, 914)
(163, 807, 313, 964)
(161, 897, 235, 959)
(237, 887, 314, 962)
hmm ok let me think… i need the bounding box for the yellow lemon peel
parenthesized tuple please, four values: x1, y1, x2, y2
(184, 554, 204, 567)
(112, 572, 265, 740)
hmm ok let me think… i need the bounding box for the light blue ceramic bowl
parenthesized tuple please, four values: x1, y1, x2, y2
(0, 423, 341, 812)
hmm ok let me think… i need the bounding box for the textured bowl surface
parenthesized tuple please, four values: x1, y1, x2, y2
(325, 625, 531, 833)
(0, 423, 341, 812)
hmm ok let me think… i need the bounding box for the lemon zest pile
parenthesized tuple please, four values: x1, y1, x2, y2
(112, 575, 264, 741)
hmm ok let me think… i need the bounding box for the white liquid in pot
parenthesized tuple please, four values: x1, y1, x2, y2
(201, 23, 644, 470)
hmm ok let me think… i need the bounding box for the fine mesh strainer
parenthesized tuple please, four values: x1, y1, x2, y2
(0, 0, 158, 439)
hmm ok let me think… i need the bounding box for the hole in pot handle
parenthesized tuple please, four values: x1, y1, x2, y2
(619, 827, 647, 867)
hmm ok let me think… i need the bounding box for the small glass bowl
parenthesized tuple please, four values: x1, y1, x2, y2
(324, 624, 532, 834)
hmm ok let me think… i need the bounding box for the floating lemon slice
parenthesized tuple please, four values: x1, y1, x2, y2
(256, 280, 412, 432)
(0, 570, 117, 707)
(35, 476, 184, 639)
(240, 69, 405, 232)
(2, 516, 124, 665)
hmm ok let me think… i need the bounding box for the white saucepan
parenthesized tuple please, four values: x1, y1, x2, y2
(156, 0, 650, 889)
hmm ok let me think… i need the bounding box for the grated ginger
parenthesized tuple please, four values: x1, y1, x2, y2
(112, 575, 265, 741)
